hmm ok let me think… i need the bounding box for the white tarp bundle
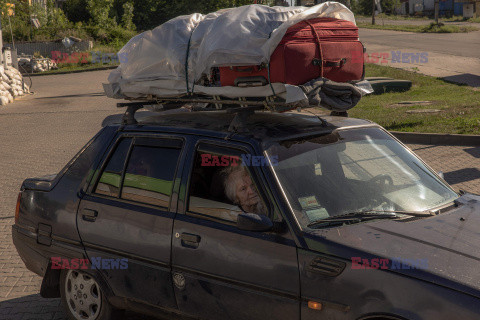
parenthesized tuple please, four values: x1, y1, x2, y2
(105, 2, 357, 101)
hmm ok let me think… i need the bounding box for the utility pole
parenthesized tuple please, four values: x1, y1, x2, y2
(434, 0, 439, 24)
(372, 0, 376, 25)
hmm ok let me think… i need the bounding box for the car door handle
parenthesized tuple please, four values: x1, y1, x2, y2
(180, 233, 201, 249)
(82, 209, 98, 222)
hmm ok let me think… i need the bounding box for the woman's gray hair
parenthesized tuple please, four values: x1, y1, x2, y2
(221, 165, 248, 204)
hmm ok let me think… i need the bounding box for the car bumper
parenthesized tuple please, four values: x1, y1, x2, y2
(12, 224, 49, 277)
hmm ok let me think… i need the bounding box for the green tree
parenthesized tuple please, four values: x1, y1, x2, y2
(63, 0, 91, 23)
(121, 1, 135, 30)
(87, 0, 115, 29)
(129, 0, 267, 31)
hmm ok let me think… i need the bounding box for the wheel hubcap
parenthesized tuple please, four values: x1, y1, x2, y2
(65, 270, 101, 320)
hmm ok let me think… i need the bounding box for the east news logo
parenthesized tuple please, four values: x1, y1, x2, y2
(51, 257, 128, 270)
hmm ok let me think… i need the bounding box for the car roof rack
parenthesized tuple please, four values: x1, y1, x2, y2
(117, 100, 265, 131)
(117, 94, 329, 131)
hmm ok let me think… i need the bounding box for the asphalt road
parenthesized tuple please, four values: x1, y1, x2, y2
(356, 16, 480, 27)
(358, 27, 480, 86)
(359, 28, 480, 59)
(1, 70, 480, 319)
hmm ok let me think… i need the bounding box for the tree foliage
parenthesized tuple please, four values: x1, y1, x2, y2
(0, 0, 71, 42)
(87, 0, 116, 29)
(63, 0, 91, 23)
(0, 0, 278, 45)
(129, 0, 273, 31)
(121, 2, 135, 30)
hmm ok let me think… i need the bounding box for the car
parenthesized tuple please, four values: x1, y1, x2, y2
(12, 108, 480, 320)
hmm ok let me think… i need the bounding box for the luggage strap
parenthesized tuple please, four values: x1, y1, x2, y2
(185, 25, 199, 94)
(305, 21, 324, 78)
(267, 31, 276, 97)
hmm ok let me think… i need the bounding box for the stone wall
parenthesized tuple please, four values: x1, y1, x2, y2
(4, 40, 94, 58)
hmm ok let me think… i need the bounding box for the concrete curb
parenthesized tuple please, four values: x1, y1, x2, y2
(22, 65, 118, 77)
(391, 131, 480, 146)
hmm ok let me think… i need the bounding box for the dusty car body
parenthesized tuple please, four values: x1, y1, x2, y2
(12, 111, 480, 320)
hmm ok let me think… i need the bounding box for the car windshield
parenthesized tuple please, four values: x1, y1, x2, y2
(265, 127, 459, 228)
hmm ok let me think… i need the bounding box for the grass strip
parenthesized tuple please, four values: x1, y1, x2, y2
(347, 64, 480, 134)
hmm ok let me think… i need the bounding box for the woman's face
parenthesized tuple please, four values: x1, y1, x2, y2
(234, 173, 260, 212)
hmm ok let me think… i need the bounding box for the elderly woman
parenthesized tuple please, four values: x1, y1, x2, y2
(221, 165, 266, 215)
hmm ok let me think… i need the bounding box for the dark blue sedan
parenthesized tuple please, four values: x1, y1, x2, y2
(12, 110, 480, 320)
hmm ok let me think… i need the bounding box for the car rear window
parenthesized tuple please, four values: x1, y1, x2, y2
(95, 138, 132, 197)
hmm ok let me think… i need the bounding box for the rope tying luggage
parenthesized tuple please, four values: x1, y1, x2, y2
(185, 26, 199, 95)
(305, 20, 324, 79)
(267, 31, 277, 98)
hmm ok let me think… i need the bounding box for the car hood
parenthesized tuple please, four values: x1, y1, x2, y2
(304, 193, 480, 298)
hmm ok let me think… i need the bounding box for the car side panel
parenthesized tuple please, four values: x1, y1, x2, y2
(173, 215, 300, 320)
(76, 133, 187, 309)
(77, 196, 177, 308)
(298, 248, 480, 320)
(13, 126, 117, 277)
(172, 137, 300, 320)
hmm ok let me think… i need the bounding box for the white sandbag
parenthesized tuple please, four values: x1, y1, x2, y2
(7, 92, 13, 103)
(7, 66, 21, 76)
(3, 82, 11, 90)
(0, 96, 8, 105)
(18, 90, 24, 96)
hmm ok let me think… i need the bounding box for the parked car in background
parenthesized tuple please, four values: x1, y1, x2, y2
(12, 109, 480, 320)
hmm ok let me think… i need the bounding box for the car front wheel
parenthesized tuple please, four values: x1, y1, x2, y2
(60, 269, 123, 320)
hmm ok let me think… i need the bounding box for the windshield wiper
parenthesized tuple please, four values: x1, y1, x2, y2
(307, 210, 434, 229)
(362, 210, 435, 217)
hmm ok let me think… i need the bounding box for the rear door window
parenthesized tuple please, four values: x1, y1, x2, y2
(121, 146, 181, 208)
(94, 136, 183, 209)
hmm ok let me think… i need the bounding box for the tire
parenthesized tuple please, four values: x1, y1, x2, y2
(60, 269, 124, 320)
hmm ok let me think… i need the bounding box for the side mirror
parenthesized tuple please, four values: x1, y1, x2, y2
(438, 171, 445, 179)
(237, 213, 273, 232)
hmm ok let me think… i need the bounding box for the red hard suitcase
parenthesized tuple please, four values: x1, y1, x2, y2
(219, 17, 364, 87)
